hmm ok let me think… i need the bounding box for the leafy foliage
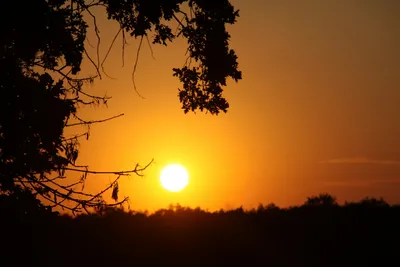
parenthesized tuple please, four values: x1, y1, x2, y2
(103, 0, 242, 114)
(173, 1, 242, 114)
(0, 0, 241, 212)
(1, 0, 85, 208)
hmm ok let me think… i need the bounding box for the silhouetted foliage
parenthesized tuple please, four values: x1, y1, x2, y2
(2, 194, 399, 267)
(359, 196, 390, 207)
(304, 193, 339, 207)
(1, 0, 241, 212)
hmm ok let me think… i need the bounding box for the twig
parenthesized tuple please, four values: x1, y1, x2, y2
(84, 48, 102, 79)
(145, 35, 156, 60)
(173, 13, 185, 28)
(63, 159, 154, 176)
(101, 28, 122, 79)
(66, 113, 124, 127)
(84, 7, 102, 78)
(121, 30, 126, 67)
(132, 36, 146, 99)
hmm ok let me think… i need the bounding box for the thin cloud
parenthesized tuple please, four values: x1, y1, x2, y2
(321, 157, 400, 165)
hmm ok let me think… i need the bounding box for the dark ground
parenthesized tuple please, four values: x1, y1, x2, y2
(2, 198, 399, 267)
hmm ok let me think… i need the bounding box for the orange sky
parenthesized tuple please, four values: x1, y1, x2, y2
(65, 0, 400, 212)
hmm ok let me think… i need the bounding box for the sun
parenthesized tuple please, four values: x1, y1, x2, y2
(160, 164, 189, 192)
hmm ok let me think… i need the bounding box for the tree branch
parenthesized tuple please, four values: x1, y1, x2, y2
(63, 159, 154, 177)
(101, 27, 122, 79)
(132, 36, 146, 99)
(65, 113, 124, 127)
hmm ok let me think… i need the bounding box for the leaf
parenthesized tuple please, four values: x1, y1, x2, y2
(111, 182, 119, 202)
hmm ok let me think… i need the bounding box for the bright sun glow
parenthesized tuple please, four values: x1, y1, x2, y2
(160, 164, 189, 192)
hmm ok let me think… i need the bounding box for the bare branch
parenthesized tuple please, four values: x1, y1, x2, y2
(15, 162, 146, 214)
(84, 48, 102, 79)
(86, 35, 95, 48)
(173, 13, 185, 29)
(132, 36, 146, 99)
(33, 63, 102, 104)
(101, 27, 122, 79)
(66, 113, 124, 127)
(83, 6, 102, 78)
(62, 132, 88, 141)
(145, 35, 156, 60)
(63, 159, 154, 177)
(120, 30, 130, 67)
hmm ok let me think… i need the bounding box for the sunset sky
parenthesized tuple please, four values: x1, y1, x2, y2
(66, 0, 400, 212)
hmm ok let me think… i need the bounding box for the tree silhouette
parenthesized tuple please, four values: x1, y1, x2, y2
(0, 0, 241, 213)
(345, 196, 390, 209)
(304, 193, 338, 207)
(3, 194, 398, 267)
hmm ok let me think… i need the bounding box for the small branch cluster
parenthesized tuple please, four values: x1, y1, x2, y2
(17, 159, 154, 214)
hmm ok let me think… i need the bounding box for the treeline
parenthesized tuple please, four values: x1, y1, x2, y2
(2, 194, 400, 267)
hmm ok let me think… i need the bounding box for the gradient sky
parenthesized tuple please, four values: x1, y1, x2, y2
(65, 0, 400, 211)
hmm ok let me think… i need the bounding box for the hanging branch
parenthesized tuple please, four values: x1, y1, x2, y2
(131, 36, 146, 99)
(100, 27, 122, 79)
